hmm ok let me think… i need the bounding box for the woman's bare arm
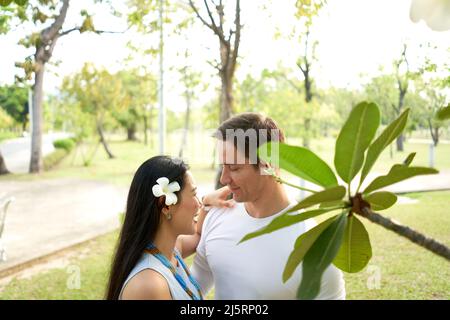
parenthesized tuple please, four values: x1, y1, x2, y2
(176, 186, 235, 258)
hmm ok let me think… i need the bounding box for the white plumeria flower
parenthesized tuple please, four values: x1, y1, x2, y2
(152, 177, 181, 206)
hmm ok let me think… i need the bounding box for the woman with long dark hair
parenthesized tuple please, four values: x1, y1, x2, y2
(106, 155, 233, 300)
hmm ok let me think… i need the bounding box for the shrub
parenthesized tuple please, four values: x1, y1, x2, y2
(53, 138, 76, 152)
(43, 149, 69, 170)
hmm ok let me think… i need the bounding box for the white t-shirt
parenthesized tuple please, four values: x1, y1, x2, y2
(191, 202, 346, 300)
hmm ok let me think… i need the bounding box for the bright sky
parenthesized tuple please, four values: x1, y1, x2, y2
(0, 0, 449, 110)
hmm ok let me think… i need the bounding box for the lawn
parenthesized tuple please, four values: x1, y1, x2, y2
(1, 190, 448, 300)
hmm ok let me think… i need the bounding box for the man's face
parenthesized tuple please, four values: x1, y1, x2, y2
(218, 140, 266, 203)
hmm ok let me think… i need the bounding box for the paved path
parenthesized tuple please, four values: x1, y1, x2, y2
(0, 178, 127, 274)
(0, 132, 71, 174)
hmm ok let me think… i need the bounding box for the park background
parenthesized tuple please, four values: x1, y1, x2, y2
(0, 0, 449, 299)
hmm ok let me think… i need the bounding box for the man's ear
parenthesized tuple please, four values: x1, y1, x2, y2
(259, 160, 269, 169)
(258, 160, 272, 176)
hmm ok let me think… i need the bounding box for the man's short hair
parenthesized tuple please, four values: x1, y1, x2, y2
(214, 113, 285, 165)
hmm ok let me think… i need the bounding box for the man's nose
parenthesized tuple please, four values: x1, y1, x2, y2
(220, 166, 231, 186)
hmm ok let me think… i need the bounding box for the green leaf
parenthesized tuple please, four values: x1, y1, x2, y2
(333, 215, 372, 273)
(403, 152, 416, 166)
(283, 215, 339, 283)
(436, 104, 450, 121)
(363, 165, 438, 194)
(360, 109, 409, 185)
(286, 185, 346, 213)
(239, 207, 335, 244)
(297, 212, 347, 300)
(0, 0, 13, 6)
(335, 101, 380, 183)
(259, 142, 337, 188)
(364, 191, 397, 210)
(319, 200, 346, 209)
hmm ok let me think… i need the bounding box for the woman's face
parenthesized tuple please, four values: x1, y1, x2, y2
(171, 171, 202, 235)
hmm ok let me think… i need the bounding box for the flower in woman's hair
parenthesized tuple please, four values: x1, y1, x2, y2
(152, 177, 181, 206)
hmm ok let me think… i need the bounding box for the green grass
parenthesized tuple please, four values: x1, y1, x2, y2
(0, 131, 20, 143)
(1, 190, 449, 300)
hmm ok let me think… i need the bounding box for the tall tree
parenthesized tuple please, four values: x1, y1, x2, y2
(418, 77, 449, 146)
(0, 85, 29, 131)
(188, 0, 241, 189)
(188, 0, 241, 124)
(0, 109, 13, 175)
(0, 153, 9, 175)
(6, 0, 119, 173)
(273, 0, 326, 147)
(293, 0, 325, 147)
(365, 73, 399, 125)
(113, 69, 157, 142)
(0, 0, 29, 175)
(62, 64, 126, 159)
(177, 49, 204, 158)
(393, 44, 411, 151)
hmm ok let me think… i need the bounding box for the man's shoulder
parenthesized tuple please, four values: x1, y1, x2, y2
(206, 205, 235, 221)
(203, 204, 242, 229)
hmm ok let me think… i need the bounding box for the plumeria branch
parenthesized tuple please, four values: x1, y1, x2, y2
(353, 199, 450, 261)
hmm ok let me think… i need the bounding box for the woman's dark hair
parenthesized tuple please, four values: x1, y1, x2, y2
(105, 155, 189, 300)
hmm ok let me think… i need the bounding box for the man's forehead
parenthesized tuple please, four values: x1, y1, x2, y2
(217, 140, 248, 164)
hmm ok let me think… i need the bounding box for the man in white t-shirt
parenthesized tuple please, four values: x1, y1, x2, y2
(191, 112, 345, 300)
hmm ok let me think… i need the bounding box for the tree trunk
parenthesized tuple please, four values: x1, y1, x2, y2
(0, 151, 10, 175)
(187, 0, 240, 188)
(428, 120, 440, 147)
(216, 73, 232, 188)
(96, 121, 115, 159)
(220, 75, 233, 124)
(179, 92, 191, 158)
(396, 87, 407, 152)
(29, 0, 70, 173)
(303, 118, 311, 148)
(22, 119, 27, 133)
(145, 104, 153, 147)
(433, 127, 439, 146)
(127, 124, 137, 141)
(300, 36, 313, 149)
(143, 114, 148, 145)
(29, 65, 45, 173)
(396, 134, 404, 152)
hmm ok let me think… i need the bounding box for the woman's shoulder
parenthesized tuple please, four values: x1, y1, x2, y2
(121, 269, 172, 300)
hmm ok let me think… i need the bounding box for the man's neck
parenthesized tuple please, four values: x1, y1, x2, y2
(244, 183, 290, 218)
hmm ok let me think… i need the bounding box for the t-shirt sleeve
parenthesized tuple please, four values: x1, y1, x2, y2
(314, 264, 346, 300)
(190, 210, 216, 297)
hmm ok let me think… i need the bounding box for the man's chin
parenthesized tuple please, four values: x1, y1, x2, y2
(232, 193, 245, 203)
